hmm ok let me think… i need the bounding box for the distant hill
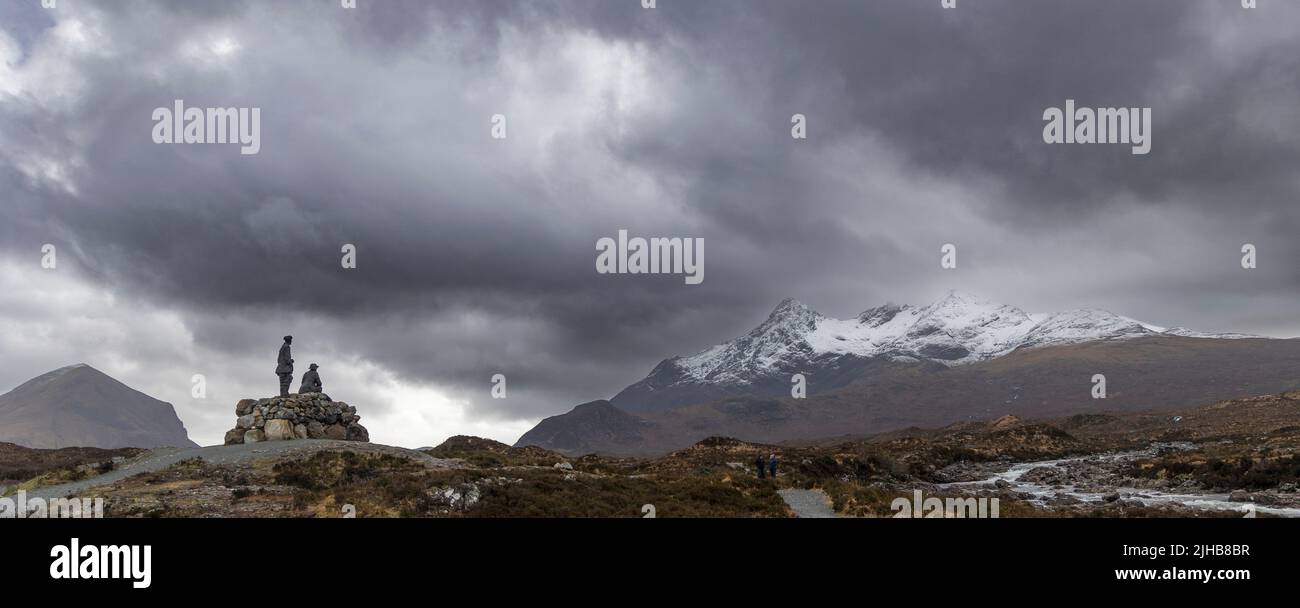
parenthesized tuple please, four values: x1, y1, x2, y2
(514, 400, 654, 455)
(0, 364, 198, 449)
(421, 435, 566, 468)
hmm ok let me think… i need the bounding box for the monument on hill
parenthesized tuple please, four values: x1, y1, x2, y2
(223, 393, 370, 445)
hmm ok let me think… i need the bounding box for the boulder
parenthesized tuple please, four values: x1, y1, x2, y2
(306, 420, 326, 439)
(244, 429, 266, 444)
(224, 428, 246, 445)
(345, 423, 369, 442)
(1252, 493, 1284, 506)
(264, 419, 295, 441)
(324, 424, 348, 440)
(236, 414, 258, 429)
(294, 423, 309, 440)
(235, 399, 258, 416)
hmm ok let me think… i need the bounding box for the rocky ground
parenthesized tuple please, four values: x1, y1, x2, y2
(11, 392, 1299, 518)
(855, 392, 1300, 517)
(777, 488, 838, 518)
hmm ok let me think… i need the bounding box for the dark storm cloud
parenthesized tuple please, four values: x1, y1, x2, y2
(2, 0, 1299, 432)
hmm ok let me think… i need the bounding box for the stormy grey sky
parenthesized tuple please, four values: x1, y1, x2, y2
(1, 0, 1297, 447)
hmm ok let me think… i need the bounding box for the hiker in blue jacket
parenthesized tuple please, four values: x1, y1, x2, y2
(768, 453, 779, 480)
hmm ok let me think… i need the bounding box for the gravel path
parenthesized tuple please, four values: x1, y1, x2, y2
(778, 488, 839, 518)
(25, 440, 464, 501)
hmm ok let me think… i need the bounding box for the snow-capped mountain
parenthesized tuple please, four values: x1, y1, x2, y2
(610, 291, 1254, 413)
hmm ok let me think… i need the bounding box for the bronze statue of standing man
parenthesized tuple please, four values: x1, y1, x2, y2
(276, 336, 294, 397)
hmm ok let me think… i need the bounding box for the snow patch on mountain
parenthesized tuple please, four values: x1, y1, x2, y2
(673, 291, 1254, 383)
(1162, 327, 1260, 340)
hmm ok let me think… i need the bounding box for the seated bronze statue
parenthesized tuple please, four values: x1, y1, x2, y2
(298, 363, 323, 394)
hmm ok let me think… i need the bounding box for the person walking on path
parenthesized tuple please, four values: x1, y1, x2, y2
(768, 453, 779, 480)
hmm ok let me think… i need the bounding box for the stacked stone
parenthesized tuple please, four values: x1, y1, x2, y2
(222, 393, 370, 445)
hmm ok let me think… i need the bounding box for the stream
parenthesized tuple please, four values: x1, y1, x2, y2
(943, 444, 1300, 518)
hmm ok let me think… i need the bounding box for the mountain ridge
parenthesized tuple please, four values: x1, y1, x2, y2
(519, 293, 1295, 455)
(611, 291, 1257, 413)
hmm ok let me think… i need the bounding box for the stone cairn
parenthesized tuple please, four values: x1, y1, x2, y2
(223, 393, 370, 445)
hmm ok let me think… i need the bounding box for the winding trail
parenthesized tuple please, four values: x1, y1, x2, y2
(23, 440, 465, 501)
(778, 488, 839, 518)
